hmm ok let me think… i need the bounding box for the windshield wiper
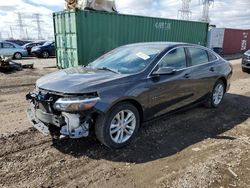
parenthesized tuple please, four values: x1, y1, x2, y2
(97, 67, 119, 74)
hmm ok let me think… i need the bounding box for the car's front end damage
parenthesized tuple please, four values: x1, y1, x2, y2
(26, 88, 100, 139)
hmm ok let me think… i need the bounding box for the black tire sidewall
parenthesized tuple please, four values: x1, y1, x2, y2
(100, 103, 140, 149)
(211, 80, 225, 108)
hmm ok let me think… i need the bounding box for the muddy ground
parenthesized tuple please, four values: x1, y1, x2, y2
(0, 58, 249, 188)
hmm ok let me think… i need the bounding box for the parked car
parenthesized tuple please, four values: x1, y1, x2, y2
(23, 41, 46, 56)
(242, 49, 250, 73)
(0, 41, 28, 59)
(26, 42, 233, 149)
(213, 47, 223, 56)
(6, 39, 31, 46)
(31, 41, 55, 58)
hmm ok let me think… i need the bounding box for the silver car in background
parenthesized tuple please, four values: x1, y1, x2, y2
(242, 49, 250, 73)
(0, 41, 28, 59)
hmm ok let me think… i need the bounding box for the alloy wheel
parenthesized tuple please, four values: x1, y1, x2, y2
(14, 52, 22, 59)
(42, 51, 49, 58)
(109, 110, 136, 144)
(213, 83, 224, 105)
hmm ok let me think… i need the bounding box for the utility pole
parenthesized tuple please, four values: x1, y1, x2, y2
(17, 12, 25, 39)
(26, 29, 29, 40)
(34, 13, 43, 40)
(200, 0, 214, 22)
(178, 0, 192, 20)
(9, 26, 14, 39)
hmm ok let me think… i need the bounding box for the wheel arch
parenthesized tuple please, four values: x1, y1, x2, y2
(217, 77, 227, 92)
(108, 98, 144, 123)
(13, 52, 22, 59)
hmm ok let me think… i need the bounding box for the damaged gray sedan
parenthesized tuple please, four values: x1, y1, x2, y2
(26, 42, 232, 149)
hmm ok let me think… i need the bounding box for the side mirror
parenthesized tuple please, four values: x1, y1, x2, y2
(153, 67, 176, 75)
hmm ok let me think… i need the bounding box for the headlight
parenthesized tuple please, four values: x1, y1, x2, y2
(53, 97, 100, 112)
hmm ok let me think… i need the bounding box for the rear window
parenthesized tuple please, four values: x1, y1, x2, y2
(188, 47, 209, 66)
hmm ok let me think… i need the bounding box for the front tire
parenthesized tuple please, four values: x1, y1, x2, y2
(95, 102, 140, 149)
(205, 80, 225, 108)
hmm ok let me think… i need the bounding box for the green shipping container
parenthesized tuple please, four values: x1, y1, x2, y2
(53, 10, 208, 69)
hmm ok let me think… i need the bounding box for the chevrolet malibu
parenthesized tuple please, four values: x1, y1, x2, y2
(26, 42, 232, 149)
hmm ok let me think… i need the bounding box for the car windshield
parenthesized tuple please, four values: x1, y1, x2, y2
(88, 45, 165, 74)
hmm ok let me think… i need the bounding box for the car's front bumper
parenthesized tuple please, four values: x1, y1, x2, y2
(31, 50, 41, 57)
(26, 108, 50, 135)
(242, 58, 250, 69)
(21, 51, 28, 57)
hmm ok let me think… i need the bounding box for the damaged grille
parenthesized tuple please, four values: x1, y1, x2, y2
(28, 89, 61, 114)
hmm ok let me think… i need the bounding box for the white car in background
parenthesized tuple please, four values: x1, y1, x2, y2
(0, 41, 28, 59)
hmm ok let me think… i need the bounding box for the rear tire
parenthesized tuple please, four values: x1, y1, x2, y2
(13, 52, 22, 60)
(205, 80, 225, 108)
(95, 102, 140, 149)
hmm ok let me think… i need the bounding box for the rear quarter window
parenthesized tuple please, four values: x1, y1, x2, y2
(188, 47, 209, 66)
(207, 51, 218, 62)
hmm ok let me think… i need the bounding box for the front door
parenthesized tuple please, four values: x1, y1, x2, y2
(146, 47, 195, 119)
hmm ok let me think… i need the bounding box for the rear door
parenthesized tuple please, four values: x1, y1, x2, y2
(185, 47, 219, 101)
(146, 47, 196, 119)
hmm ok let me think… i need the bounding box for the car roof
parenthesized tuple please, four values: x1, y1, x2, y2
(23, 41, 45, 46)
(124, 42, 199, 49)
(0, 41, 17, 45)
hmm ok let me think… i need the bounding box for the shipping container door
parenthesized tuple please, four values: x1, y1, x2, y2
(54, 11, 78, 68)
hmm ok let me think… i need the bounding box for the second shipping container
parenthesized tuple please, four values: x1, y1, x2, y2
(208, 28, 250, 55)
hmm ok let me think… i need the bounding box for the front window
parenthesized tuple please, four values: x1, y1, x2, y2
(89, 45, 165, 74)
(158, 48, 187, 69)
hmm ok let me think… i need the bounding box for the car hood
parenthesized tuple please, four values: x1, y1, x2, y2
(36, 66, 126, 94)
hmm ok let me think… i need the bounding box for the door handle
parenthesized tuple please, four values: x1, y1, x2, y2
(209, 67, 215, 72)
(184, 73, 190, 79)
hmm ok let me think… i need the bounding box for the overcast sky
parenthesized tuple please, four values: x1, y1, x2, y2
(0, 0, 249, 40)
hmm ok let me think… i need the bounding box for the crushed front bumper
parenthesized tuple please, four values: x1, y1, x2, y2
(26, 108, 50, 135)
(26, 90, 93, 138)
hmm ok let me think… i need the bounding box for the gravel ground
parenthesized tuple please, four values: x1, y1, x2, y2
(0, 58, 249, 188)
